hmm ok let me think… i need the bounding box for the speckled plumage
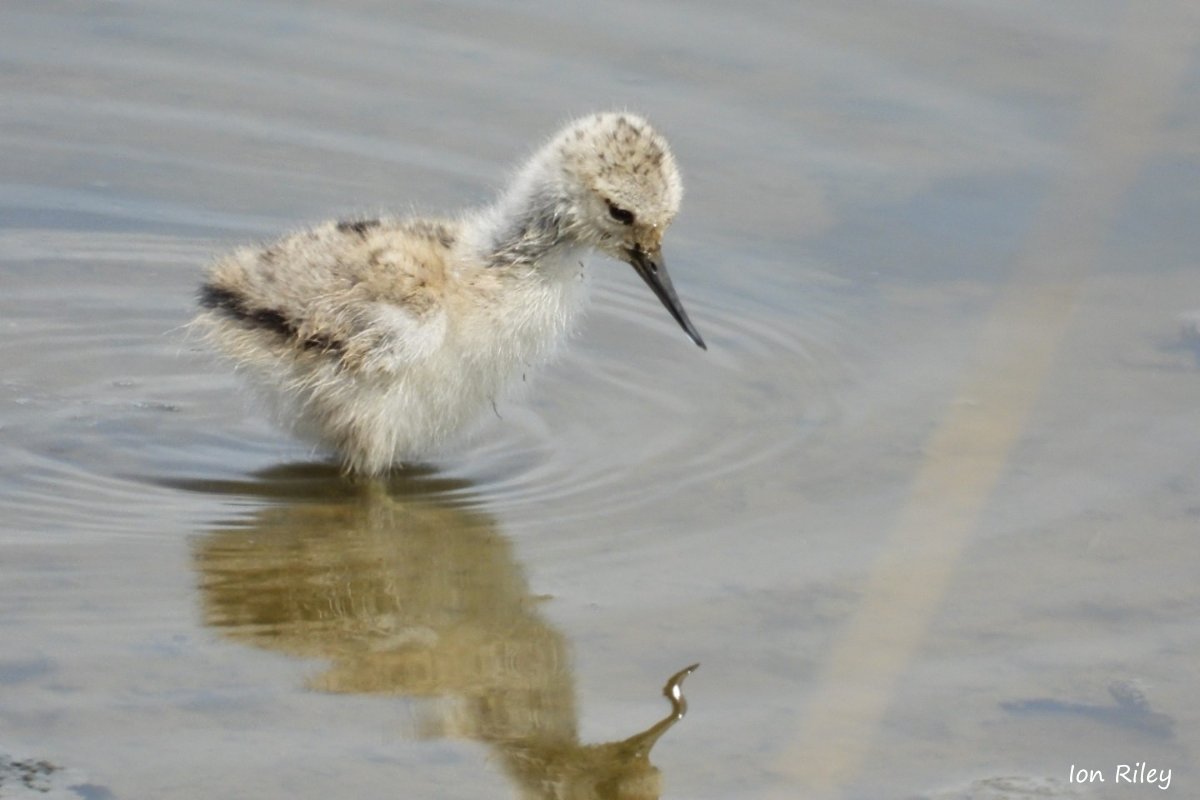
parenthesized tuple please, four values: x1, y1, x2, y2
(194, 112, 704, 475)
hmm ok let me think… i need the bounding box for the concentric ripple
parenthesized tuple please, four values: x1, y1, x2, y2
(0, 230, 277, 541)
(2, 224, 869, 550)
(450, 266, 870, 529)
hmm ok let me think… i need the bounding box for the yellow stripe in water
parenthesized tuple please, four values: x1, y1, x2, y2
(775, 5, 1196, 797)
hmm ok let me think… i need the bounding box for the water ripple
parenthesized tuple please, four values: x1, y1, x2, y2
(452, 273, 865, 526)
(1, 229, 868, 545)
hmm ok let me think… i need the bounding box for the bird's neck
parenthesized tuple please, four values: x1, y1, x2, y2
(469, 157, 585, 279)
(450, 164, 589, 364)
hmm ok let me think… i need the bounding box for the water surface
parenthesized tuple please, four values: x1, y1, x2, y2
(2, 2, 1198, 798)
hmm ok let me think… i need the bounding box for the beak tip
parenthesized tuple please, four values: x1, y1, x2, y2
(627, 246, 707, 352)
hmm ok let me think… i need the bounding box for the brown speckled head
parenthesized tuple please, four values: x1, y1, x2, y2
(554, 112, 683, 233)
(538, 113, 702, 348)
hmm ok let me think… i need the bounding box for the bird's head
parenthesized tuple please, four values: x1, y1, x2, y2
(545, 112, 704, 349)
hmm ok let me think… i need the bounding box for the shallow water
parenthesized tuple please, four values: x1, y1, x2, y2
(2, 2, 1199, 798)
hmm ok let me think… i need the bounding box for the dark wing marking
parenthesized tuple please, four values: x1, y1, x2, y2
(199, 283, 343, 353)
(335, 219, 382, 236)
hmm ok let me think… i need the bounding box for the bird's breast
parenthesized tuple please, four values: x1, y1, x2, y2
(456, 248, 588, 373)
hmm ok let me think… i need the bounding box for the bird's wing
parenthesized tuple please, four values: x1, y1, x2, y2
(200, 218, 457, 374)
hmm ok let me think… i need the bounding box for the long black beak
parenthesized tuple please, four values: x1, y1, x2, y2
(626, 246, 706, 349)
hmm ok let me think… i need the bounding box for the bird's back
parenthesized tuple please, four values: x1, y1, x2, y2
(198, 217, 461, 373)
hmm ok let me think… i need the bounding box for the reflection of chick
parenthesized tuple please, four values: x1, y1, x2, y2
(191, 468, 695, 799)
(194, 113, 705, 475)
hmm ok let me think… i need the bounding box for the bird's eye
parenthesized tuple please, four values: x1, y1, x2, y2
(606, 200, 635, 225)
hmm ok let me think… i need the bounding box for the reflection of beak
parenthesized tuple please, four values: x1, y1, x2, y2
(626, 246, 707, 350)
(618, 663, 700, 758)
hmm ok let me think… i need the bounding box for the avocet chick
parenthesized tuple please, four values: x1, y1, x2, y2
(195, 112, 705, 475)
